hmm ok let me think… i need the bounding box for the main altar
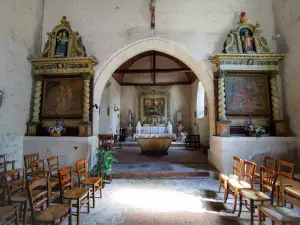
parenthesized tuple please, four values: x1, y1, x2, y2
(23, 17, 98, 170)
(208, 12, 298, 173)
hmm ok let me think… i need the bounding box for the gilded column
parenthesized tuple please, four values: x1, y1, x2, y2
(270, 73, 281, 120)
(32, 79, 43, 123)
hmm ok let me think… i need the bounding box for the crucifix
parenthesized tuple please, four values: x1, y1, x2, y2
(149, 0, 155, 29)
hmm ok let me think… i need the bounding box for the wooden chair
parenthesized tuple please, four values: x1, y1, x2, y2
(0, 154, 15, 203)
(185, 135, 201, 151)
(225, 160, 256, 213)
(29, 159, 47, 181)
(27, 177, 72, 225)
(24, 153, 39, 180)
(58, 166, 90, 225)
(0, 205, 20, 225)
(4, 169, 27, 225)
(254, 156, 277, 184)
(238, 166, 278, 225)
(258, 177, 300, 225)
(219, 156, 243, 193)
(98, 134, 114, 150)
(47, 156, 60, 199)
(275, 160, 294, 205)
(76, 159, 102, 208)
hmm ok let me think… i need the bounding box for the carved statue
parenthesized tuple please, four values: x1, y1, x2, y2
(166, 121, 173, 134)
(55, 31, 69, 56)
(128, 109, 134, 126)
(242, 29, 255, 53)
(176, 109, 183, 123)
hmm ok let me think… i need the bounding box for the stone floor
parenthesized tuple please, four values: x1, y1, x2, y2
(68, 178, 280, 225)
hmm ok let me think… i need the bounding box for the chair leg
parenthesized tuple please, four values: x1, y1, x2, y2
(92, 184, 95, 208)
(68, 206, 72, 225)
(22, 200, 27, 225)
(15, 205, 20, 225)
(224, 181, 228, 203)
(218, 176, 222, 193)
(77, 198, 80, 225)
(258, 206, 262, 225)
(238, 194, 242, 217)
(232, 189, 238, 213)
(87, 192, 90, 214)
(276, 186, 280, 206)
(250, 200, 254, 225)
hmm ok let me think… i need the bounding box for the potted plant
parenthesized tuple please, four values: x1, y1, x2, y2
(92, 147, 118, 188)
(48, 120, 66, 136)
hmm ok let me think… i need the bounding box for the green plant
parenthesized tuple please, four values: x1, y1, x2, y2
(92, 147, 118, 180)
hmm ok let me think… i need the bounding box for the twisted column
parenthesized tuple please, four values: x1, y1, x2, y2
(270, 74, 281, 120)
(32, 80, 42, 122)
(82, 78, 90, 122)
(218, 76, 227, 120)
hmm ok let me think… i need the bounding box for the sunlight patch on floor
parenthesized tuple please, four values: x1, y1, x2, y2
(111, 188, 205, 213)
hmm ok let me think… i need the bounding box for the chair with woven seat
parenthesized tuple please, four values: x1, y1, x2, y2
(254, 156, 277, 184)
(47, 156, 60, 199)
(27, 177, 72, 225)
(4, 169, 27, 225)
(258, 177, 300, 225)
(23, 153, 39, 180)
(59, 166, 90, 225)
(76, 159, 102, 208)
(0, 205, 20, 225)
(238, 166, 278, 225)
(275, 160, 294, 206)
(225, 160, 256, 213)
(219, 156, 243, 194)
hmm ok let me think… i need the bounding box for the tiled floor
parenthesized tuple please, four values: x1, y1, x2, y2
(70, 178, 277, 225)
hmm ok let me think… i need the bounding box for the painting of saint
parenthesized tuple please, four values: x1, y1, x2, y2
(42, 79, 83, 117)
(225, 76, 269, 115)
(143, 98, 165, 117)
(55, 29, 69, 56)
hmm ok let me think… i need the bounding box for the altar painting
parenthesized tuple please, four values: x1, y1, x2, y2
(143, 98, 165, 117)
(42, 79, 83, 117)
(225, 76, 269, 115)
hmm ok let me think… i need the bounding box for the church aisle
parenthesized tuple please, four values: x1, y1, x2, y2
(69, 178, 268, 225)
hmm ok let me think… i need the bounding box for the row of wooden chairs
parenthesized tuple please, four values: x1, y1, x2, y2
(0, 153, 103, 225)
(219, 156, 300, 225)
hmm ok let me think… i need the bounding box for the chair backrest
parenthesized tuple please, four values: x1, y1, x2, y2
(278, 160, 294, 179)
(232, 156, 243, 179)
(27, 177, 49, 221)
(280, 177, 300, 207)
(76, 159, 88, 184)
(264, 156, 277, 171)
(260, 166, 278, 204)
(58, 167, 73, 199)
(24, 153, 39, 170)
(29, 159, 46, 181)
(47, 156, 59, 178)
(0, 154, 7, 172)
(4, 168, 26, 203)
(243, 160, 257, 188)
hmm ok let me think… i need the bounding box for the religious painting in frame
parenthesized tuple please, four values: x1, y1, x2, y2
(42, 78, 83, 118)
(225, 74, 270, 115)
(143, 98, 165, 117)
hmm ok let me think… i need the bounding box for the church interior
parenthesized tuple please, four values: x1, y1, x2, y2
(1, 0, 300, 224)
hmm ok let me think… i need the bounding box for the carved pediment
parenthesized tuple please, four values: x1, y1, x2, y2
(223, 12, 271, 54)
(41, 16, 86, 58)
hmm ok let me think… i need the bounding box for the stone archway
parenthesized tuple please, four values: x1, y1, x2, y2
(93, 37, 215, 136)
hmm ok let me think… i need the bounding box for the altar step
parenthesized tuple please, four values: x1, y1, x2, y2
(112, 162, 218, 179)
(112, 141, 186, 148)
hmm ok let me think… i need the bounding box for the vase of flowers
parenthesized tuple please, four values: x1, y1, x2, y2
(48, 120, 66, 137)
(244, 116, 266, 137)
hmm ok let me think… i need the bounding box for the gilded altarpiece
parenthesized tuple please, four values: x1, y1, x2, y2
(209, 12, 285, 136)
(27, 17, 99, 136)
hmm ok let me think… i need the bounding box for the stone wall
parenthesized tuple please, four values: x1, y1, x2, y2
(98, 78, 121, 134)
(272, 0, 300, 137)
(0, 0, 44, 167)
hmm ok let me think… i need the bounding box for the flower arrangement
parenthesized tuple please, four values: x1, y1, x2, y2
(244, 116, 265, 137)
(48, 119, 66, 136)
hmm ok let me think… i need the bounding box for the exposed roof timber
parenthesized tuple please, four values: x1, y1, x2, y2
(121, 82, 191, 86)
(114, 68, 192, 74)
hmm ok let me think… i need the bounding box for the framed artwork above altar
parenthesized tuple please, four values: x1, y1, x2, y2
(42, 78, 83, 118)
(225, 74, 270, 116)
(143, 98, 165, 117)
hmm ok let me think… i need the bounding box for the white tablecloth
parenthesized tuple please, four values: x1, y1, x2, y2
(136, 126, 166, 134)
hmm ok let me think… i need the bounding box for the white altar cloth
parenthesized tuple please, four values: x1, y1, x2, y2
(136, 126, 166, 134)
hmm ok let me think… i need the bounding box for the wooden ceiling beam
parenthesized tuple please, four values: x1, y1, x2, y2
(114, 68, 192, 74)
(121, 82, 192, 86)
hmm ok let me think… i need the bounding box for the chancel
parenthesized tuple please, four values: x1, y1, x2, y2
(1, 1, 300, 225)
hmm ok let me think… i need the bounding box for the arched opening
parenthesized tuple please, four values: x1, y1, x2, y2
(93, 37, 215, 138)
